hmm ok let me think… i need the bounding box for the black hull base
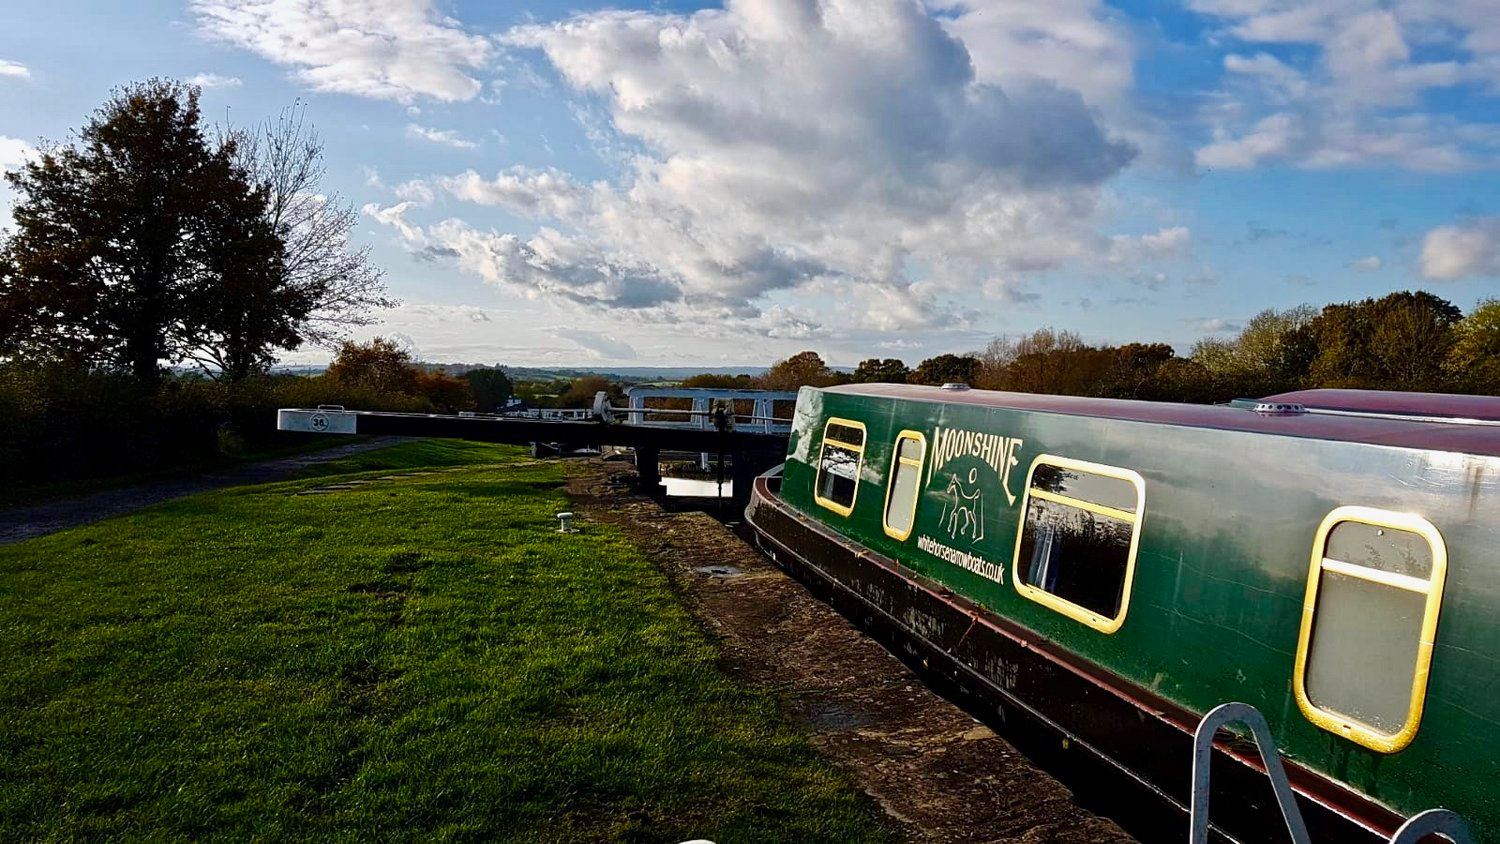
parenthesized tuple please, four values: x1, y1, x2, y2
(744, 474, 1398, 844)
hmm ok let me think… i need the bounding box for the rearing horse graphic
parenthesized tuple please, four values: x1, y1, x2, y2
(941, 468, 985, 543)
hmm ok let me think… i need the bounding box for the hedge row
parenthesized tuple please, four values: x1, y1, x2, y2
(0, 365, 438, 488)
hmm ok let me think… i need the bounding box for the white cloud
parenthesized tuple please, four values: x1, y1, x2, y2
(438, 168, 588, 219)
(0, 59, 29, 79)
(188, 72, 241, 88)
(1188, 317, 1243, 334)
(360, 201, 426, 244)
(1350, 255, 1381, 272)
(1107, 226, 1192, 264)
(1198, 112, 1298, 169)
(394, 179, 436, 205)
(192, 0, 493, 103)
(1420, 219, 1500, 280)
(1223, 53, 1307, 100)
(1190, 0, 1500, 171)
(928, 0, 1135, 110)
(366, 1, 1151, 338)
(0, 135, 38, 230)
(0, 135, 34, 169)
(406, 123, 478, 150)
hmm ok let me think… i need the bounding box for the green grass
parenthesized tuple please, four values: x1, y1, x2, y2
(0, 441, 891, 842)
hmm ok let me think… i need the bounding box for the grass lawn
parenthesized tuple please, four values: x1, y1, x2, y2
(0, 441, 892, 842)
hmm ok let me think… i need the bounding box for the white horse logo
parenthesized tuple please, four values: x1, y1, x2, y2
(942, 468, 985, 543)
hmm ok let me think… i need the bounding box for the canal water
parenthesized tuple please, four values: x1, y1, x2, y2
(663, 477, 734, 498)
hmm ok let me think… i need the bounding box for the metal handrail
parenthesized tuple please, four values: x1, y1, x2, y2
(1192, 702, 1311, 844)
(1389, 809, 1472, 844)
(1192, 702, 1473, 844)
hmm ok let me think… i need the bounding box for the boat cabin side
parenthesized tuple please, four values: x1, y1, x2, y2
(776, 384, 1500, 834)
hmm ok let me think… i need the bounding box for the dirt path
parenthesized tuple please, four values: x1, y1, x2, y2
(0, 437, 414, 545)
(567, 461, 1135, 844)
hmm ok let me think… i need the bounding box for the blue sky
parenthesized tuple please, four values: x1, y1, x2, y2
(2, 0, 1498, 367)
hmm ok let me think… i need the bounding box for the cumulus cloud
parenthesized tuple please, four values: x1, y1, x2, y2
(0, 135, 38, 229)
(1190, 1, 1500, 171)
(1350, 255, 1381, 272)
(368, 0, 1167, 338)
(188, 73, 241, 88)
(192, 0, 493, 102)
(406, 123, 478, 149)
(1198, 113, 1297, 169)
(0, 59, 29, 79)
(1420, 219, 1500, 280)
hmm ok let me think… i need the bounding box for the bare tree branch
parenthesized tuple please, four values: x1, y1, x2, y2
(225, 102, 396, 348)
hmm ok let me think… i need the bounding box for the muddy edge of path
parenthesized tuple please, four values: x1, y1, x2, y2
(566, 459, 1136, 844)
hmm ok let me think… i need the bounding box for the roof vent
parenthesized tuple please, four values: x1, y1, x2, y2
(940, 382, 971, 391)
(1252, 401, 1306, 416)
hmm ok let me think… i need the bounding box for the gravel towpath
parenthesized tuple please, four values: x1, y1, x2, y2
(0, 437, 413, 545)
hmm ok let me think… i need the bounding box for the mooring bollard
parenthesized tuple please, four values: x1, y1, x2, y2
(556, 511, 577, 533)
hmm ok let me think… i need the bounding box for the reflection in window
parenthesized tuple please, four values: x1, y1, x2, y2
(1295, 508, 1447, 753)
(883, 432, 926, 540)
(814, 418, 865, 516)
(1012, 456, 1144, 633)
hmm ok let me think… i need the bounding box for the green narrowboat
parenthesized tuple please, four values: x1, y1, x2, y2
(744, 384, 1500, 843)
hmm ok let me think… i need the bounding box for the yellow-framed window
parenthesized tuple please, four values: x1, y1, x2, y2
(1010, 455, 1145, 634)
(1293, 506, 1447, 754)
(813, 417, 867, 517)
(882, 430, 927, 541)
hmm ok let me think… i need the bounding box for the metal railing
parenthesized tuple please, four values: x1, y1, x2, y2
(1191, 702, 1472, 844)
(622, 387, 797, 434)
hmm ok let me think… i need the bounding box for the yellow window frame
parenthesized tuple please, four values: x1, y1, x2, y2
(1292, 506, 1447, 754)
(1009, 454, 1146, 634)
(813, 417, 867, 518)
(882, 430, 927, 541)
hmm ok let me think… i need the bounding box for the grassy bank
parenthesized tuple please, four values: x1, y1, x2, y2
(0, 441, 890, 842)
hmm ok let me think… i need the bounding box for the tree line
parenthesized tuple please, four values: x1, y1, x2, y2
(755, 290, 1500, 402)
(0, 80, 392, 383)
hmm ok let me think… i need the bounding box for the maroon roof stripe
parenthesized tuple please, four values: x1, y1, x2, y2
(821, 384, 1500, 458)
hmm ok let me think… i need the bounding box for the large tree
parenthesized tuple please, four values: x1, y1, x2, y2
(0, 83, 391, 384)
(0, 80, 278, 383)
(910, 353, 980, 386)
(465, 368, 515, 410)
(1309, 291, 1461, 390)
(225, 104, 395, 348)
(761, 351, 839, 390)
(850, 357, 910, 384)
(326, 336, 420, 395)
(1447, 298, 1500, 392)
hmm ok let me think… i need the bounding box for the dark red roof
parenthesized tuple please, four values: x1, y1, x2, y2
(1261, 389, 1500, 421)
(822, 383, 1500, 458)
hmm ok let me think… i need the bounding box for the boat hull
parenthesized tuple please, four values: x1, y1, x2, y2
(745, 471, 1402, 844)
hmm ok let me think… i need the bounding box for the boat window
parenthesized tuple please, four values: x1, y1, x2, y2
(883, 431, 926, 541)
(814, 417, 866, 517)
(1294, 507, 1447, 754)
(1011, 455, 1145, 634)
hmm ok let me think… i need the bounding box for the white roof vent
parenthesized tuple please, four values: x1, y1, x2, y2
(1253, 401, 1306, 416)
(940, 382, 971, 391)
